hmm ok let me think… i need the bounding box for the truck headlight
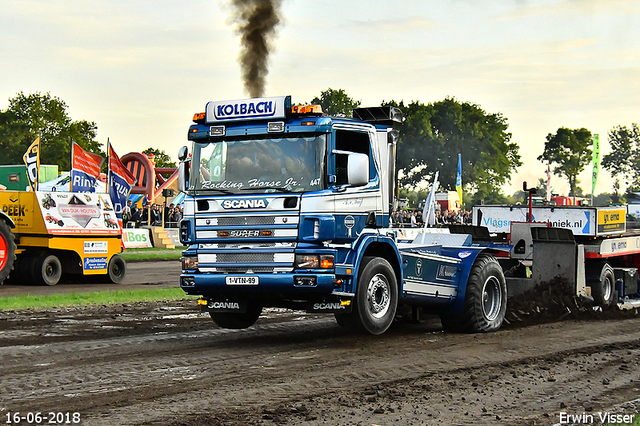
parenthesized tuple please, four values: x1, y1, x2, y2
(182, 256, 198, 271)
(295, 254, 334, 269)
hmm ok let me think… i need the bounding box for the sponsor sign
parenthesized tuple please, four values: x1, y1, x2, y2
(84, 241, 108, 254)
(597, 207, 625, 234)
(84, 256, 108, 270)
(122, 228, 152, 248)
(36, 191, 121, 235)
(2, 192, 34, 227)
(205, 96, 288, 123)
(473, 206, 596, 236)
(597, 236, 640, 256)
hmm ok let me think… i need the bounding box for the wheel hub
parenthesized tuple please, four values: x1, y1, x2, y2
(367, 274, 390, 319)
(482, 276, 502, 321)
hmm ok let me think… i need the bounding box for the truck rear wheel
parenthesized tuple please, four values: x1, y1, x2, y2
(353, 256, 398, 335)
(35, 254, 62, 286)
(440, 253, 506, 333)
(0, 220, 16, 284)
(588, 262, 616, 307)
(209, 302, 262, 329)
(104, 254, 126, 283)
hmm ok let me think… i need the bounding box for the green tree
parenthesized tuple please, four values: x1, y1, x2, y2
(538, 127, 593, 196)
(310, 88, 361, 117)
(143, 148, 176, 168)
(601, 124, 640, 191)
(388, 98, 521, 199)
(0, 92, 103, 170)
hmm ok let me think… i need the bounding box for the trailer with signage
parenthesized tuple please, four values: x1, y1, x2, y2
(470, 204, 640, 309)
(0, 190, 126, 285)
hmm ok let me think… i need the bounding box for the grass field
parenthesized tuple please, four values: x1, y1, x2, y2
(0, 287, 192, 311)
(0, 248, 189, 311)
(121, 247, 184, 262)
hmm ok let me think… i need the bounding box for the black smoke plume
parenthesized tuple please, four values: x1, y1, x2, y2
(231, 0, 283, 98)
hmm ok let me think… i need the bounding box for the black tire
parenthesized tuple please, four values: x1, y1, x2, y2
(105, 254, 126, 283)
(34, 254, 62, 286)
(7, 252, 35, 285)
(0, 220, 16, 284)
(353, 256, 398, 335)
(588, 262, 616, 307)
(209, 302, 262, 329)
(440, 253, 507, 333)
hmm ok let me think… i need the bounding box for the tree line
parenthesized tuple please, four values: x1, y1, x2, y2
(0, 92, 175, 170)
(2, 90, 638, 203)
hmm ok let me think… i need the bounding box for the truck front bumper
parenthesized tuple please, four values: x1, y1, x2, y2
(180, 271, 339, 297)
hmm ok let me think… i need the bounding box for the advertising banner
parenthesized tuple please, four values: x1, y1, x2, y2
(70, 141, 104, 192)
(23, 136, 40, 192)
(122, 228, 153, 248)
(36, 191, 120, 235)
(473, 205, 627, 237)
(108, 143, 136, 218)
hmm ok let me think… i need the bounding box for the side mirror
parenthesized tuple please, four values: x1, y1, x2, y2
(178, 159, 190, 193)
(178, 146, 189, 161)
(347, 153, 369, 187)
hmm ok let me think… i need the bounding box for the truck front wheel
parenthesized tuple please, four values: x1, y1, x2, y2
(354, 257, 398, 335)
(441, 253, 506, 333)
(209, 302, 262, 329)
(0, 220, 16, 284)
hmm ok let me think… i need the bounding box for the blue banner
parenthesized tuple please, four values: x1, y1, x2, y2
(70, 169, 97, 193)
(109, 170, 134, 218)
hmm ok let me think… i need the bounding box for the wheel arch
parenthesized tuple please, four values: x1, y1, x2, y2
(448, 247, 497, 316)
(0, 211, 16, 228)
(354, 236, 402, 287)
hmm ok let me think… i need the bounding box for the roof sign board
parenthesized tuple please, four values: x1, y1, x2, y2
(205, 96, 290, 123)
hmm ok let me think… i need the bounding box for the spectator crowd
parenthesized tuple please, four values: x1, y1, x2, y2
(390, 208, 472, 227)
(121, 199, 183, 228)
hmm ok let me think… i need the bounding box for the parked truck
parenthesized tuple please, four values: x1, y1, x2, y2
(471, 203, 640, 309)
(0, 190, 126, 285)
(177, 95, 508, 335)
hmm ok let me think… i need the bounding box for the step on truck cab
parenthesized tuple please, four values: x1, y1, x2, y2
(178, 95, 507, 335)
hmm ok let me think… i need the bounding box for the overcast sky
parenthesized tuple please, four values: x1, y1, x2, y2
(1, 0, 639, 195)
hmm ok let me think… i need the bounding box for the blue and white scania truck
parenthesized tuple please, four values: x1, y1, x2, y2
(177, 95, 507, 335)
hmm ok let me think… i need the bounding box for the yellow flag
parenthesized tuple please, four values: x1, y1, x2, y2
(23, 136, 40, 191)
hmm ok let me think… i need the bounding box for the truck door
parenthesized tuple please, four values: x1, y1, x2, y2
(331, 127, 381, 242)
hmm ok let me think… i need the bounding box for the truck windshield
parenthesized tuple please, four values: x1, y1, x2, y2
(190, 134, 327, 194)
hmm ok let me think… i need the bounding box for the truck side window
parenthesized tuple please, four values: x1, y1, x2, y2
(335, 130, 370, 185)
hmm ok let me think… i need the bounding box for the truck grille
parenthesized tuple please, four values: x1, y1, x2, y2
(218, 267, 275, 273)
(216, 253, 274, 263)
(217, 216, 276, 226)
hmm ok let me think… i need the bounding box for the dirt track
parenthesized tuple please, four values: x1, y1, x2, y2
(1, 261, 640, 425)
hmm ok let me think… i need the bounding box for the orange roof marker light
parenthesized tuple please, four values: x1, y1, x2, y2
(291, 104, 323, 116)
(192, 112, 206, 123)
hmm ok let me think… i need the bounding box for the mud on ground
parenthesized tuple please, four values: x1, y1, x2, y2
(1, 297, 639, 426)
